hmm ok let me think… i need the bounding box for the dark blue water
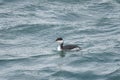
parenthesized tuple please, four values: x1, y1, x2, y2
(0, 0, 120, 80)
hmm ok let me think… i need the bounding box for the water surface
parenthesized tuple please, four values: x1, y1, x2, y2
(0, 0, 120, 80)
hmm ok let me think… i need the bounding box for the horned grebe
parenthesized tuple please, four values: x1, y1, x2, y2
(56, 38, 81, 51)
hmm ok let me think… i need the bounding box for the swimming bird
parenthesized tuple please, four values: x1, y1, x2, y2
(56, 37, 81, 51)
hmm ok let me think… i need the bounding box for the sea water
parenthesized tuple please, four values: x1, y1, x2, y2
(0, 0, 120, 80)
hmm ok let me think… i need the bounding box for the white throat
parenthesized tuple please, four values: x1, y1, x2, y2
(57, 44, 62, 51)
(56, 40, 64, 51)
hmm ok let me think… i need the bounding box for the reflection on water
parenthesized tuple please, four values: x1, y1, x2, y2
(58, 51, 66, 57)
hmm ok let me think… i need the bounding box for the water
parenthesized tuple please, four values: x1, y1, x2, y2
(0, 0, 120, 80)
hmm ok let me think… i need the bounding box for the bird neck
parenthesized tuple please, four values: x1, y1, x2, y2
(57, 43, 63, 51)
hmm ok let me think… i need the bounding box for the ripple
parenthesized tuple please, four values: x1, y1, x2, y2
(49, 0, 91, 4)
(51, 70, 103, 80)
(88, 1, 114, 13)
(107, 68, 120, 80)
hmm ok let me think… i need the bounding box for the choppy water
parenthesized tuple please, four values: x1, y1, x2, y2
(0, 0, 120, 80)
